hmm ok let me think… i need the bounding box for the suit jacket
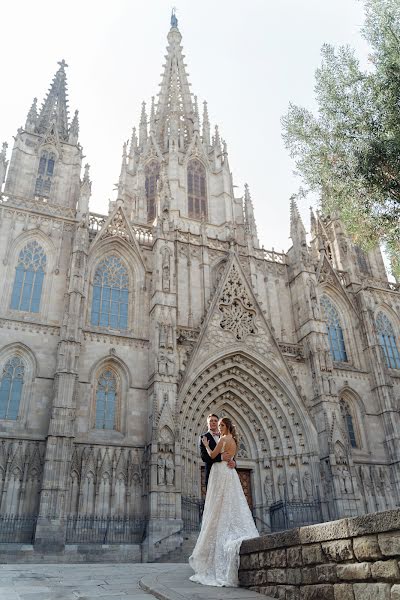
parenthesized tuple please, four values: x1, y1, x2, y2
(200, 431, 222, 468)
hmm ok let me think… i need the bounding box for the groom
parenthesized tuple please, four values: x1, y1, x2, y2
(200, 413, 236, 489)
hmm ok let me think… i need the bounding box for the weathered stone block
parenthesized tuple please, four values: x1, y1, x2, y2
(337, 562, 371, 581)
(391, 584, 400, 599)
(266, 568, 286, 584)
(300, 519, 350, 544)
(248, 552, 260, 569)
(286, 567, 302, 585)
(378, 533, 400, 557)
(371, 560, 400, 581)
(238, 570, 252, 586)
(269, 548, 287, 567)
(302, 543, 324, 565)
(334, 583, 355, 600)
(348, 510, 400, 537)
(353, 582, 391, 600)
(287, 545, 303, 567)
(322, 540, 354, 562)
(258, 551, 269, 568)
(301, 584, 335, 600)
(254, 569, 268, 585)
(239, 554, 252, 570)
(317, 563, 338, 583)
(302, 567, 318, 585)
(285, 585, 301, 600)
(353, 535, 382, 561)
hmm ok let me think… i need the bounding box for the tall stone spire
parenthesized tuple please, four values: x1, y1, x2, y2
(155, 13, 195, 149)
(36, 60, 70, 140)
(68, 110, 79, 144)
(202, 100, 210, 146)
(290, 196, 307, 246)
(0, 142, 8, 190)
(139, 101, 148, 147)
(244, 183, 259, 248)
(25, 98, 38, 132)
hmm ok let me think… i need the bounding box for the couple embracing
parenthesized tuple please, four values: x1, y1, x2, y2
(189, 414, 259, 587)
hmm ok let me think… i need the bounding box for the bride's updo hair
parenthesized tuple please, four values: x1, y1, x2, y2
(219, 417, 239, 447)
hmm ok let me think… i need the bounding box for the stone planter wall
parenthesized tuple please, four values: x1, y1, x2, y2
(239, 508, 400, 600)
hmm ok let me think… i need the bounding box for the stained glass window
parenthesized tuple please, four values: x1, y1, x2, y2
(35, 151, 56, 197)
(10, 241, 46, 313)
(320, 296, 348, 362)
(91, 256, 129, 329)
(95, 369, 117, 430)
(376, 312, 400, 369)
(340, 400, 357, 448)
(145, 161, 159, 222)
(0, 356, 24, 420)
(187, 159, 207, 220)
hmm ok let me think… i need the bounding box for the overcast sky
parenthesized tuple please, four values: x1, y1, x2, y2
(0, 0, 369, 253)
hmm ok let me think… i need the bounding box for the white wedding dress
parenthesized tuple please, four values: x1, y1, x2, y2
(189, 461, 259, 587)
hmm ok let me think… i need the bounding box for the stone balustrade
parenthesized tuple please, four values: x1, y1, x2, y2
(239, 508, 400, 600)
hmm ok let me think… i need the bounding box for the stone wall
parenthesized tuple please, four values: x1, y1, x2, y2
(239, 508, 400, 600)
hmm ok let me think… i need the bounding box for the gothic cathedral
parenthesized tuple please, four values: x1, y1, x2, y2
(0, 15, 399, 559)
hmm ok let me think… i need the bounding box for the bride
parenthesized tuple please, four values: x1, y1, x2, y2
(189, 417, 259, 587)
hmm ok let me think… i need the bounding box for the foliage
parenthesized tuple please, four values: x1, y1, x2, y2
(282, 0, 400, 278)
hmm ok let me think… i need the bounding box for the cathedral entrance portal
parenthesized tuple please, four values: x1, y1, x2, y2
(201, 466, 254, 510)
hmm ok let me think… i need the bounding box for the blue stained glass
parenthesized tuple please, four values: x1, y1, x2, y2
(91, 256, 129, 330)
(35, 152, 55, 198)
(376, 313, 400, 369)
(10, 241, 46, 313)
(321, 296, 348, 362)
(0, 356, 24, 420)
(95, 370, 117, 430)
(340, 400, 358, 448)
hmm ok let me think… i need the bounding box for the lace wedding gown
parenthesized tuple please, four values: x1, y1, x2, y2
(189, 461, 259, 587)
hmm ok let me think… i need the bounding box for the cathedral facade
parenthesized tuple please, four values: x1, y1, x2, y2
(0, 15, 399, 559)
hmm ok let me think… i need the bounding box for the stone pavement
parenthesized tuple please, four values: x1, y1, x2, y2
(0, 563, 268, 600)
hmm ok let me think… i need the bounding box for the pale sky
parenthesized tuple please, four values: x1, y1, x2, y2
(0, 0, 369, 253)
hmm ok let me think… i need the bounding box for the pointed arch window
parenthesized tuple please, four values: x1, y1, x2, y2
(35, 150, 56, 198)
(187, 159, 207, 220)
(145, 161, 159, 222)
(10, 241, 46, 313)
(320, 296, 348, 362)
(91, 256, 129, 330)
(0, 356, 25, 420)
(95, 369, 117, 430)
(340, 399, 358, 448)
(376, 312, 400, 369)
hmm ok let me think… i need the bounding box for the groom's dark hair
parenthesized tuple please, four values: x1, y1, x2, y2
(207, 413, 219, 420)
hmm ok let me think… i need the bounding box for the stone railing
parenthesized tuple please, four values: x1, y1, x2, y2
(239, 508, 400, 599)
(0, 193, 76, 219)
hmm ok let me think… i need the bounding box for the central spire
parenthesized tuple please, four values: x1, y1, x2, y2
(36, 60, 70, 140)
(154, 13, 195, 150)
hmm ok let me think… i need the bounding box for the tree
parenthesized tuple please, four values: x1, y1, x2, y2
(282, 0, 400, 278)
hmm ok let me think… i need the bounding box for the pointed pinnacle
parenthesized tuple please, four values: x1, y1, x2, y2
(203, 100, 209, 122)
(83, 163, 90, 182)
(140, 101, 147, 124)
(0, 142, 7, 159)
(129, 127, 138, 154)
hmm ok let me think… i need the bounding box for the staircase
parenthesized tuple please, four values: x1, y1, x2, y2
(153, 531, 198, 563)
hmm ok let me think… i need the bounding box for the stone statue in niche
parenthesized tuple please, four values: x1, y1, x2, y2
(263, 473, 273, 505)
(302, 471, 313, 499)
(165, 454, 175, 485)
(161, 246, 171, 292)
(307, 278, 320, 319)
(157, 454, 165, 485)
(277, 473, 285, 501)
(159, 324, 166, 348)
(290, 472, 300, 500)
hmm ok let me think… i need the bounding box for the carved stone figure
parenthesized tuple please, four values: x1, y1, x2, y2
(157, 454, 165, 485)
(290, 473, 300, 501)
(302, 471, 313, 499)
(161, 246, 171, 292)
(165, 454, 175, 485)
(308, 278, 320, 319)
(277, 473, 285, 501)
(263, 473, 273, 505)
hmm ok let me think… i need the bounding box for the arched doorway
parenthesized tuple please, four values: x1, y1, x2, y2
(178, 351, 320, 532)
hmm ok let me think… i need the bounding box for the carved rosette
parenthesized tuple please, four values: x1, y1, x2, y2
(219, 264, 257, 341)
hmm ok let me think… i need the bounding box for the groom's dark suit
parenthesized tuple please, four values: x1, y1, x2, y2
(200, 431, 222, 489)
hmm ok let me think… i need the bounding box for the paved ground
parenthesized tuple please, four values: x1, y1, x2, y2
(0, 563, 266, 600)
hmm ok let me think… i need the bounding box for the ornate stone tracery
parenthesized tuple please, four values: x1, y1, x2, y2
(219, 264, 257, 340)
